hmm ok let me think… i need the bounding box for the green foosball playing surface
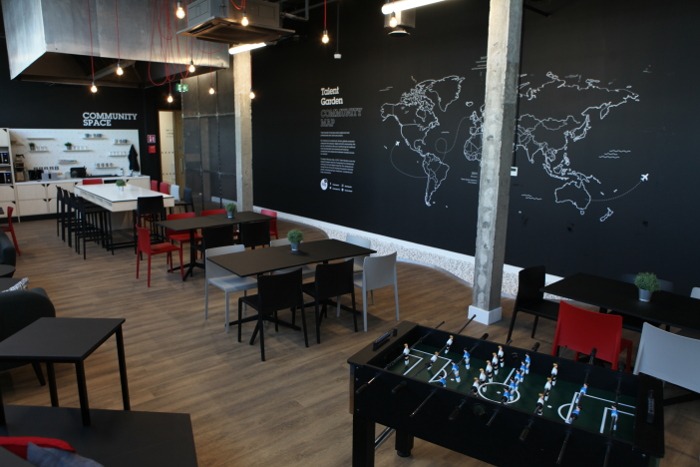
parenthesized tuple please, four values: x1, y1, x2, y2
(388, 343, 636, 443)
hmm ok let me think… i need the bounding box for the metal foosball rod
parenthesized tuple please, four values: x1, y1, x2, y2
(410, 389, 437, 418)
(355, 374, 379, 395)
(556, 429, 572, 465)
(449, 399, 467, 421)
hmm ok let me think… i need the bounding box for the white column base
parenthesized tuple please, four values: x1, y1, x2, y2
(469, 305, 502, 325)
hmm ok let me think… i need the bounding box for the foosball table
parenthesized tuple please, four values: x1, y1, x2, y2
(348, 321, 664, 466)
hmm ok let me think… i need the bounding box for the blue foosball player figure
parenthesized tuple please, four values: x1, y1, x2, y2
(610, 404, 619, 431)
(463, 349, 471, 369)
(576, 383, 588, 403)
(451, 362, 461, 383)
(567, 405, 581, 424)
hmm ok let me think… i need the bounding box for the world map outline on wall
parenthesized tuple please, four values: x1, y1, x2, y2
(380, 71, 643, 221)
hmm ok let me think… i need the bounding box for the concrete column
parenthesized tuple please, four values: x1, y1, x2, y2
(469, 0, 523, 324)
(233, 52, 254, 211)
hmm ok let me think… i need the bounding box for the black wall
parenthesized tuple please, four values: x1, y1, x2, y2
(252, 0, 700, 294)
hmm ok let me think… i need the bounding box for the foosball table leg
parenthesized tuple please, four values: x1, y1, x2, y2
(395, 430, 414, 457)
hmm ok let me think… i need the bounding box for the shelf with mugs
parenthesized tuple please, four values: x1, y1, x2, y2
(26, 137, 55, 140)
(58, 159, 79, 165)
(95, 163, 118, 169)
(108, 151, 129, 157)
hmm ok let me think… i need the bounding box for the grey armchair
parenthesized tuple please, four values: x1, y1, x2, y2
(0, 288, 57, 384)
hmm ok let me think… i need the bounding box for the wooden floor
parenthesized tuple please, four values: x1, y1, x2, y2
(3, 218, 699, 466)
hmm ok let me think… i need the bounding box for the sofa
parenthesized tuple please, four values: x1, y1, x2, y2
(0, 230, 16, 269)
(0, 288, 56, 383)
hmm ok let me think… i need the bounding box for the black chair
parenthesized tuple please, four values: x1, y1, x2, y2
(174, 187, 195, 213)
(0, 288, 56, 385)
(200, 225, 236, 252)
(302, 259, 358, 344)
(70, 194, 111, 259)
(239, 220, 270, 249)
(506, 265, 560, 342)
(237, 268, 308, 361)
(135, 196, 166, 246)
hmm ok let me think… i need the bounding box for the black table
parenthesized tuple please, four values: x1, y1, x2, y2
(209, 238, 376, 277)
(157, 211, 271, 280)
(0, 317, 130, 426)
(542, 273, 700, 332)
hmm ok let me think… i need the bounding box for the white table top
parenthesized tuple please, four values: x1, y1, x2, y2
(74, 183, 174, 212)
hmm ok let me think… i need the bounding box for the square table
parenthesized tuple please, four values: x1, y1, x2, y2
(157, 211, 271, 280)
(542, 273, 700, 332)
(0, 317, 130, 426)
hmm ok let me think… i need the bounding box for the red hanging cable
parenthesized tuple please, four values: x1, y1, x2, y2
(115, 0, 121, 61)
(87, 0, 95, 82)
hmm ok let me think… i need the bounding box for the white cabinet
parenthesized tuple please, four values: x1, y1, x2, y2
(16, 183, 50, 216)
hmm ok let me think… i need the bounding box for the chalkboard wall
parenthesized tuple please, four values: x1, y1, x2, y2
(252, 0, 700, 294)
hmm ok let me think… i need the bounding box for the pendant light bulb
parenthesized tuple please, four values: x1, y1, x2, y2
(321, 30, 330, 44)
(188, 61, 196, 73)
(241, 15, 249, 27)
(116, 62, 124, 76)
(175, 2, 186, 19)
(389, 13, 398, 28)
(90, 82, 98, 93)
(209, 86, 216, 95)
(249, 90, 256, 99)
(167, 94, 174, 103)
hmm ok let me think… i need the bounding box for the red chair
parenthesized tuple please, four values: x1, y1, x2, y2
(260, 209, 279, 239)
(165, 212, 202, 251)
(82, 178, 103, 185)
(201, 209, 226, 216)
(2, 206, 20, 256)
(150, 180, 159, 191)
(135, 225, 183, 287)
(552, 301, 632, 371)
(159, 181, 171, 195)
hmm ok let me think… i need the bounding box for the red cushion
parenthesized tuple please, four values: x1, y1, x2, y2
(0, 436, 75, 459)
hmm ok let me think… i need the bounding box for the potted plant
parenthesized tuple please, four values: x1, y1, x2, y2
(634, 272, 659, 302)
(287, 229, 304, 252)
(225, 203, 237, 219)
(64, 142, 73, 151)
(115, 179, 126, 191)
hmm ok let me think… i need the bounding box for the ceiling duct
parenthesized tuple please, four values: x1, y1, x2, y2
(178, 0, 295, 45)
(1, 0, 229, 88)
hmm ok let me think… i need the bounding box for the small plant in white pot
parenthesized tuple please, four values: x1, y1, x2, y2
(287, 229, 304, 252)
(225, 203, 237, 219)
(115, 179, 126, 191)
(634, 272, 659, 302)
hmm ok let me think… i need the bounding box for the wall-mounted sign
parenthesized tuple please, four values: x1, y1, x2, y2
(82, 111, 138, 127)
(147, 134, 156, 144)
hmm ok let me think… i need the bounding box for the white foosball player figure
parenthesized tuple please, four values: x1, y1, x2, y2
(491, 352, 500, 375)
(445, 335, 454, 354)
(427, 351, 438, 371)
(497, 345, 505, 368)
(536, 393, 545, 415)
(551, 363, 558, 386)
(485, 361, 494, 382)
(478, 368, 487, 385)
(403, 343, 410, 365)
(543, 377, 553, 401)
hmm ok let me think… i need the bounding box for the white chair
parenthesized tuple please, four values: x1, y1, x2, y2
(690, 287, 700, 299)
(205, 244, 257, 333)
(634, 322, 700, 396)
(170, 183, 181, 202)
(345, 234, 371, 275)
(353, 252, 399, 332)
